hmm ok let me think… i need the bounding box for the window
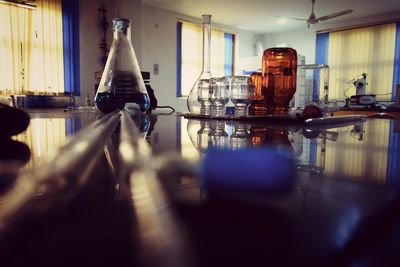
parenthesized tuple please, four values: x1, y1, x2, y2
(177, 20, 234, 97)
(0, 0, 79, 96)
(316, 22, 400, 101)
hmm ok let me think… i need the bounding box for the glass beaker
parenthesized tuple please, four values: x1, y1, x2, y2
(198, 78, 215, 116)
(95, 18, 150, 113)
(187, 14, 213, 115)
(211, 77, 229, 117)
(231, 76, 253, 117)
(262, 47, 297, 114)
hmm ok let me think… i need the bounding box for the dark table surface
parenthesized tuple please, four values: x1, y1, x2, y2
(1, 108, 400, 267)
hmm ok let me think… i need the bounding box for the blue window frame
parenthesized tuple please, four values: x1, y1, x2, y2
(62, 0, 80, 96)
(392, 22, 400, 101)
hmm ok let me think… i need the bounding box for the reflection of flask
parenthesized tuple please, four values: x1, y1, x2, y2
(197, 121, 214, 153)
(187, 15, 213, 115)
(262, 47, 297, 114)
(209, 121, 229, 149)
(95, 18, 150, 113)
(231, 123, 251, 150)
(130, 113, 151, 139)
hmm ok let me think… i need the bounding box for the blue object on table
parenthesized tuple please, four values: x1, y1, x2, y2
(199, 148, 296, 196)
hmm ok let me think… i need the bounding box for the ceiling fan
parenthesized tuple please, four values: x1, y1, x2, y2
(290, 0, 353, 27)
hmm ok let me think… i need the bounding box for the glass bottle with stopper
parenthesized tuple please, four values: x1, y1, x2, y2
(95, 18, 150, 113)
(187, 14, 213, 115)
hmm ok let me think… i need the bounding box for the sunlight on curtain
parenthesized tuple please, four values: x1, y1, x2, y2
(210, 29, 225, 77)
(328, 23, 396, 100)
(0, 0, 64, 95)
(181, 21, 227, 96)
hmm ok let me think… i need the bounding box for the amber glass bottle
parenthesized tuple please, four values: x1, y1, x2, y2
(262, 47, 297, 114)
(249, 71, 270, 115)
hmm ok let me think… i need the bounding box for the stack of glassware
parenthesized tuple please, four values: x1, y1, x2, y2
(187, 14, 255, 118)
(189, 74, 254, 117)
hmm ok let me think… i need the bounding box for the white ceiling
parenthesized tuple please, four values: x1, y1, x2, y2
(141, 0, 400, 34)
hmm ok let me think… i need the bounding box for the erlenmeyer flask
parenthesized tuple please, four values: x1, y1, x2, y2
(187, 14, 213, 115)
(95, 18, 150, 113)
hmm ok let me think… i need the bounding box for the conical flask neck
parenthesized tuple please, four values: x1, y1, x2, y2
(113, 18, 132, 40)
(114, 30, 131, 41)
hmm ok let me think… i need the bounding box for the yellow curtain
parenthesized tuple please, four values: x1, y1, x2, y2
(328, 23, 396, 100)
(0, 0, 64, 95)
(210, 29, 225, 78)
(181, 21, 228, 96)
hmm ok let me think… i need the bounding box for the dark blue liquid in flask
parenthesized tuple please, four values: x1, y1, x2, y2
(95, 18, 150, 113)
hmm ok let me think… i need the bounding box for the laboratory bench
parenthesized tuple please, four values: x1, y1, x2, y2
(334, 107, 400, 119)
(0, 108, 400, 267)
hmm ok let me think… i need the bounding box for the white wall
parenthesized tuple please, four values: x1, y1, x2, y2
(140, 6, 180, 110)
(262, 29, 316, 64)
(79, 0, 104, 105)
(262, 11, 400, 64)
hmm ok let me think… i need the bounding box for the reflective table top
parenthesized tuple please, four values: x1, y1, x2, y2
(1, 109, 400, 267)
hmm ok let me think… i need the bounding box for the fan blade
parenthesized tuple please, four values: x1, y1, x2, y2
(318, 9, 353, 21)
(288, 17, 308, 21)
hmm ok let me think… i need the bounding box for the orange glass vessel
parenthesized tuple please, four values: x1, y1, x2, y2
(249, 71, 271, 115)
(262, 47, 297, 114)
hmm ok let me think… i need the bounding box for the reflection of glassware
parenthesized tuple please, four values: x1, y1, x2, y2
(187, 14, 213, 114)
(95, 18, 150, 113)
(249, 71, 270, 115)
(249, 126, 293, 153)
(187, 119, 201, 151)
(197, 121, 214, 153)
(270, 128, 293, 153)
(231, 76, 253, 117)
(0, 139, 31, 194)
(129, 113, 151, 139)
(211, 77, 229, 117)
(230, 123, 251, 150)
(262, 47, 297, 114)
(198, 78, 215, 116)
(209, 121, 229, 149)
(250, 126, 268, 147)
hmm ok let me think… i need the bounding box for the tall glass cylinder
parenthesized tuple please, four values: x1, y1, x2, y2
(187, 14, 213, 115)
(95, 18, 150, 113)
(262, 47, 297, 114)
